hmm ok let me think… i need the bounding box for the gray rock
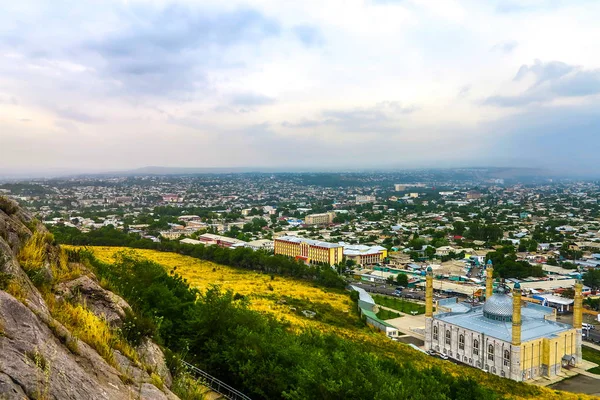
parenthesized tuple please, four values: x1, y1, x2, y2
(139, 383, 169, 400)
(56, 276, 130, 327)
(0, 291, 130, 400)
(138, 338, 173, 388)
(0, 372, 29, 400)
(114, 350, 149, 384)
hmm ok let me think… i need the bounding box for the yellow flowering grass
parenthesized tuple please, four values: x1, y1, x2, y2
(77, 246, 595, 400)
(84, 246, 352, 328)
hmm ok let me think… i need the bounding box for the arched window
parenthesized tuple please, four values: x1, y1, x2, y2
(504, 350, 510, 366)
(488, 344, 494, 361)
(433, 325, 438, 340)
(445, 330, 451, 345)
(459, 334, 465, 350)
(473, 339, 479, 355)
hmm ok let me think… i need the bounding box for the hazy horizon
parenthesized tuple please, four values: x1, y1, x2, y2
(2, 0, 600, 174)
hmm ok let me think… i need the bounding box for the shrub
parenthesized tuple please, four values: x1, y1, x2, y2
(0, 196, 18, 215)
(18, 232, 48, 270)
(149, 373, 164, 390)
(0, 272, 11, 290)
(5, 279, 27, 303)
(171, 372, 209, 400)
(119, 308, 156, 346)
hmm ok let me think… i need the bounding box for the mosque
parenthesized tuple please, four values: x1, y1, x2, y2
(424, 260, 583, 382)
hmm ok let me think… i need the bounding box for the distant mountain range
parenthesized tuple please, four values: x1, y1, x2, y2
(1, 165, 594, 181)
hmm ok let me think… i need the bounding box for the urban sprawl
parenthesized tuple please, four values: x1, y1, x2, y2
(3, 170, 600, 383)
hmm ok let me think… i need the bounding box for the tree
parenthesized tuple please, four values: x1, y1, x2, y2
(452, 221, 466, 236)
(561, 288, 575, 299)
(583, 269, 600, 292)
(396, 273, 409, 287)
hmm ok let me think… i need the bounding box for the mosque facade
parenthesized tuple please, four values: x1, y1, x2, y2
(424, 260, 583, 382)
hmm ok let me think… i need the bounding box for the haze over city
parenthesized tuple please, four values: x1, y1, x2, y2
(1, 0, 600, 176)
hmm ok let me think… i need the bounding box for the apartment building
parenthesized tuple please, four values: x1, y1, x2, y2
(304, 211, 336, 226)
(274, 236, 343, 266)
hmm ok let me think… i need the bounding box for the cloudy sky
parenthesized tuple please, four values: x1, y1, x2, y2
(1, 0, 600, 175)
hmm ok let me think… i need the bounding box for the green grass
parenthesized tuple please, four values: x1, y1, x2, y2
(373, 294, 425, 315)
(582, 346, 600, 374)
(376, 308, 402, 320)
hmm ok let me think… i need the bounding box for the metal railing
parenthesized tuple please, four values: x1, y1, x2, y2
(181, 360, 252, 400)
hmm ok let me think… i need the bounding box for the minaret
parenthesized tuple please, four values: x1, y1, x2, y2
(512, 283, 522, 346)
(510, 282, 522, 381)
(485, 259, 494, 300)
(426, 266, 433, 318)
(424, 266, 434, 351)
(574, 280, 583, 364)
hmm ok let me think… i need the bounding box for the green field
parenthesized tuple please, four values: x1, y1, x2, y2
(376, 308, 402, 320)
(373, 294, 426, 315)
(582, 346, 600, 374)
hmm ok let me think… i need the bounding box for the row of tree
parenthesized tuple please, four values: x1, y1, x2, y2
(50, 225, 346, 289)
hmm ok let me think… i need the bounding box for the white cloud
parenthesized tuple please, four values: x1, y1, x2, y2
(0, 0, 599, 172)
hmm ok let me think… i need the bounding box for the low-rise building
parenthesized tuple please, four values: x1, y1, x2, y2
(343, 244, 387, 265)
(274, 236, 343, 266)
(304, 211, 336, 226)
(197, 233, 247, 248)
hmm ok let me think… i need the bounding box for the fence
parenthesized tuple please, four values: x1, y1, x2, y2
(181, 360, 252, 400)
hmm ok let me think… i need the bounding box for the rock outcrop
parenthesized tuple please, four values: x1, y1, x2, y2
(56, 275, 130, 327)
(0, 197, 179, 400)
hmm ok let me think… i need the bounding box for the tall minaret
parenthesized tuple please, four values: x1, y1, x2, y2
(512, 283, 522, 346)
(510, 282, 522, 381)
(485, 259, 494, 300)
(424, 266, 434, 351)
(426, 266, 433, 318)
(574, 280, 583, 364)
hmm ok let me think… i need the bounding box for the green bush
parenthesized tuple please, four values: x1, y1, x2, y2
(71, 250, 532, 400)
(0, 272, 12, 290)
(119, 307, 157, 346)
(0, 196, 17, 215)
(376, 308, 402, 320)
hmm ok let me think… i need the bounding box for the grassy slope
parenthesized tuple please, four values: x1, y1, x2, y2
(582, 346, 600, 374)
(80, 246, 595, 400)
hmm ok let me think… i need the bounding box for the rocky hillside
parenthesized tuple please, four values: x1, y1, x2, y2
(0, 196, 179, 400)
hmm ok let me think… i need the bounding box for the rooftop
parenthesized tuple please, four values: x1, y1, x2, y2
(275, 235, 343, 249)
(436, 299, 571, 342)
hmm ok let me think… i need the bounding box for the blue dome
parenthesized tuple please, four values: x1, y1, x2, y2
(427, 266, 432, 272)
(483, 291, 513, 322)
(487, 259, 493, 265)
(514, 282, 521, 289)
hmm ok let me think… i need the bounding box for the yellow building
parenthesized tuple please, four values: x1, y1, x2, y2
(304, 212, 336, 226)
(424, 262, 582, 382)
(274, 236, 343, 266)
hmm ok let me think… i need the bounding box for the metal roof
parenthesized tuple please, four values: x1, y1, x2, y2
(435, 302, 573, 342)
(482, 293, 513, 319)
(275, 235, 343, 249)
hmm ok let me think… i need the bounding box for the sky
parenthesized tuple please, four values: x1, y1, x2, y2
(1, 0, 600, 175)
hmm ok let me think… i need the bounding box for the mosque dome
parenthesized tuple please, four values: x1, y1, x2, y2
(483, 287, 513, 322)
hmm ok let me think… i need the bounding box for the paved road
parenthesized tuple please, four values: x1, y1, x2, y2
(549, 375, 600, 396)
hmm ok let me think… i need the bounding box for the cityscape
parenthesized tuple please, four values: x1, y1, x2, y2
(2, 0, 600, 399)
